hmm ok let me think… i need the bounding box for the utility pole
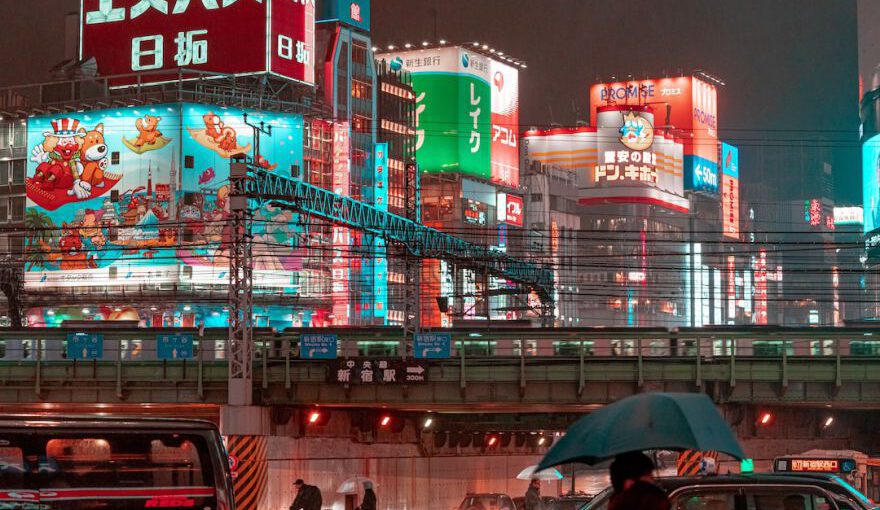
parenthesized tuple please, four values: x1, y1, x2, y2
(227, 116, 271, 406)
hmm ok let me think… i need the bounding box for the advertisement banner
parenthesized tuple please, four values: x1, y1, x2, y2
(490, 59, 520, 187)
(380, 47, 492, 180)
(590, 76, 718, 193)
(332, 122, 351, 325)
(755, 249, 768, 325)
(80, 0, 315, 85)
(863, 134, 880, 234)
(24, 104, 305, 292)
(499, 193, 523, 227)
(463, 198, 488, 226)
(372, 143, 388, 320)
(721, 143, 740, 239)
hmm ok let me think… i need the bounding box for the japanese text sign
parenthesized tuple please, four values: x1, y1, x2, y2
(80, 0, 315, 85)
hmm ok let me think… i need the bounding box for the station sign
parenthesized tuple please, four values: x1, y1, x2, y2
(332, 359, 428, 384)
(157, 333, 194, 360)
(80, 0, 316, 86)
(300, 334, 338, 359)
(413, 333, 452, 359)
(67, 333, 103, 360)
(774, 457, 856, 474)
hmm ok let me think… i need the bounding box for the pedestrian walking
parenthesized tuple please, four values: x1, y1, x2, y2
(291, 479, 323, 510)
(524, 479, 545, 510)
(357, 480, 377, 510)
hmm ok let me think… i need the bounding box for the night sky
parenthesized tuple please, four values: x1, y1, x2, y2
(0, 0, 862, 203)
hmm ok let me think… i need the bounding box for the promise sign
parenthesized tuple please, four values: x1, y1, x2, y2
(80, 0, 316, 85)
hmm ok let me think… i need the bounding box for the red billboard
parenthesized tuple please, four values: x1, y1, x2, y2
(490, 60, 520, 187)
(80, 0, 315, 85)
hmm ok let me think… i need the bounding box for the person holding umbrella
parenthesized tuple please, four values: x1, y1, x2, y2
(524, 479, 545, 510)
(357, 480, 377, 510)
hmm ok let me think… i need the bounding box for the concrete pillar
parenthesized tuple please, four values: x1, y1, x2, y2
(222, 406, 271, 510)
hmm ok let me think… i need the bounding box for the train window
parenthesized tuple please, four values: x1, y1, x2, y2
(811, 340, 834, 356)
(461, 341, 496, 357)
(712, 339, 735, 357)
(553, 341, 594, 356)
(0, 339, 5, 359)
(753, 341, 794, 357)
(611, 340, 635, 356)
(513, 340, 537, 356)
(850, 341, 880, 356)
(358, 341, 398, 357)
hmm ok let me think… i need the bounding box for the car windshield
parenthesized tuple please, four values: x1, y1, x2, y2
(578, 487, 613, 510)
(829, 476, 875, 508)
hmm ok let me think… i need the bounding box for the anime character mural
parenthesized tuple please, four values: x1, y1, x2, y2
(27, 118, 120, 210)
(177, 105, 305, 279)
(25, 107, 180, 290)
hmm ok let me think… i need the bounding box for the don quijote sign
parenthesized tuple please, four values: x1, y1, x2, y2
(80, 0, 316, 86)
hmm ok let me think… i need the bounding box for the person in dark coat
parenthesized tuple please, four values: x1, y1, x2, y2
(524, 479, 545, 510)
(608, 452, 670, 510)
(291, 479, 323, 510)
(358, 481, 377, 510)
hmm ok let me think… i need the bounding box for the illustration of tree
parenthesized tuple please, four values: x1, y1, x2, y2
(24, 209, 57, 270)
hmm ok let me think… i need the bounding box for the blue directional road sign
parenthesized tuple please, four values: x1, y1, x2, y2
(67, 333, 103, 360)
(300, 334, 338, 360)
(157, 334, 194, 360)
(413, 333, 451, 359)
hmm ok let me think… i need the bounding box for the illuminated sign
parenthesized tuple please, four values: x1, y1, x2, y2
(331, 122, 351, 325)
(463, 199, 488, 226)
(372, 143, 388, 320)
(24, 104, 305, 291)
(618, 112, 654, 151)
(774, 458, 856, 474)
(490, 59, 520, 187)
(80, 0, 316, 86)
(320, 0, 370, 31)
(595, 148, 658, 184)
(727, 255, 736, 320)
(754, 249, 768, 325)
(502, 194, 524, 227)
(805, 199, 822, 226)
(591, 77, 718, 194)
(378, 47, 519, 187)
(864, 134, 880, 234)
(721, 143, 740, 239)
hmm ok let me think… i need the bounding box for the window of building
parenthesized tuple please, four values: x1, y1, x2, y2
(10, 160, 25, 185)
(10, 197, 24, 222)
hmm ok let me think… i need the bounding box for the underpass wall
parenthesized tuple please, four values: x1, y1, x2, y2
(264, 435, 548, 510)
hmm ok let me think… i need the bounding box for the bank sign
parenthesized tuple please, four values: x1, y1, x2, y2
(379, 47, 520, 187)
(80, 0, 316, 86)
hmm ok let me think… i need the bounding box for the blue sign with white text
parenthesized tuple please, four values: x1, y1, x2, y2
(685, 155, 719, 193)
(301, 334, 339, 359)
(320, 0, 370, 32)
(157, 334, 194, 360)
(67, 333, 103, 360)
(414, 333, 452, 359)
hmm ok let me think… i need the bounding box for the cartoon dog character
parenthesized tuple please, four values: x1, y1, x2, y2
(77, 123, 108, 190)
(30, 118, 84, 195)
(134, 115, 163, 147)
(203, 113, 239, 153)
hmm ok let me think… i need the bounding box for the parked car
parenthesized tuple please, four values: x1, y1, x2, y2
(513, 496, 557, 510)
(550, 495, 594, 510)
(459, 493, 517, 510)
(579, 473, 877, 510)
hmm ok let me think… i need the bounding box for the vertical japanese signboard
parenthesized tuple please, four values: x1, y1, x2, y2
(721, 143, 740, 239)
(489, 60, 520, 187)
(372, 143, 388, 320)
(754, 249, 768, 325)
(80, 0, 316, 86)
(332, 122, 351, 325)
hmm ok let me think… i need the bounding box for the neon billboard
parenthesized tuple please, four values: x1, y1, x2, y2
(80, 0, 316, 85)
(721, 143, 740, 239)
